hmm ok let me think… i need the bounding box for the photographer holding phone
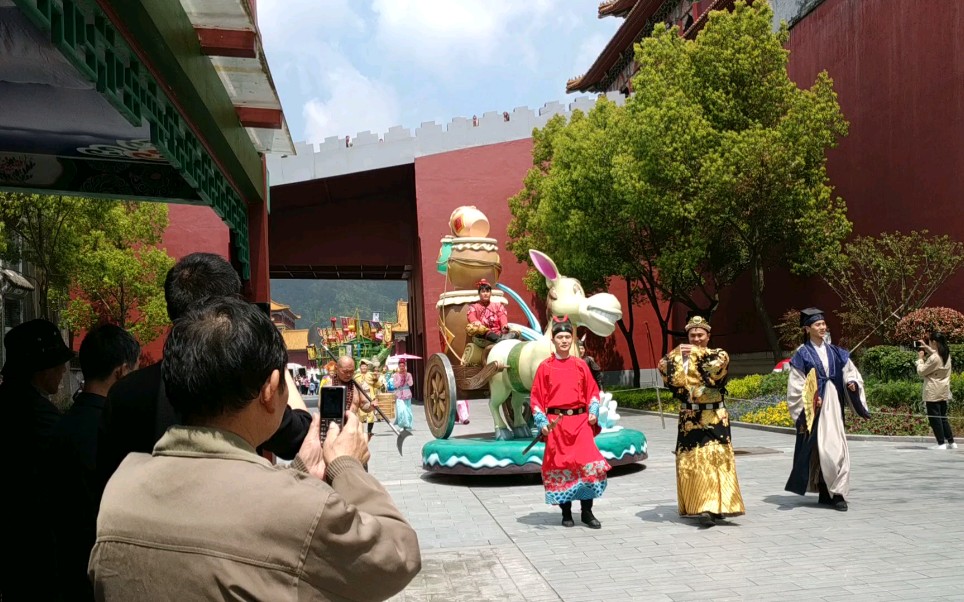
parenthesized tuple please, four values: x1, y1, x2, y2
(917, 331, 957, 450)
(91, 297, 420, 601)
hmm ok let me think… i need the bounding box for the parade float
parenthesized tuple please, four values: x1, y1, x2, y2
(422, 206, 647, 475)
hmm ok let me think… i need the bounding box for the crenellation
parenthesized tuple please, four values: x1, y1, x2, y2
(268, 93, 628, 185)
(352, 131, 379, 147)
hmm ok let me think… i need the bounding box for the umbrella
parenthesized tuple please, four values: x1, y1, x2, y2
(389, 354, 422, 361)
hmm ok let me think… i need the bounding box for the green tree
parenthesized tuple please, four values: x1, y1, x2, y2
(0, 193, 103, 321)
(507, 103, 651, 387)
(61, 202, 175, 345)
(823, 231, 964, 344)
(624, 1, 851, 361)
(509, 1, 851, 365)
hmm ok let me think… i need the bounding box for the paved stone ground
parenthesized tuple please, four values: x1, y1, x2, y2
(362, 399, 963, 601)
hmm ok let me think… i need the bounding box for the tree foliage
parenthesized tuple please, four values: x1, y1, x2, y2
(892, 307, 964, 344)
(824, 231, 964, 344)
(0, 193, 103, 320)
(0, 193, 175, 345)
(60, 202, 175, 345)
(508, 0, 851, 365)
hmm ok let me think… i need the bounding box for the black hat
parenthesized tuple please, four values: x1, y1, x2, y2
(1, 319, 74, 376)
(551, 315, 574, 336)
(799, 307, 825, 328)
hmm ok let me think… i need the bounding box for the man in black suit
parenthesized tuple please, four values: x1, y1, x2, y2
(98, 253, 311, 489)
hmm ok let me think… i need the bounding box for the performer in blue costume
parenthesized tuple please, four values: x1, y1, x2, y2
(785, 308, 870, 511)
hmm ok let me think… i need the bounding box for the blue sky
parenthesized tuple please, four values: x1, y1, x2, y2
(257, 0, 621, 144)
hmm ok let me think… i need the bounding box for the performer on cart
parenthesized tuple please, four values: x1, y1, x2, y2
(467, 279, 518, 345)
(530, 316, 610, 529)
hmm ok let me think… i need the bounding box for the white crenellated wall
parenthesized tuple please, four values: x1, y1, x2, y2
(267, 92, 626, 185)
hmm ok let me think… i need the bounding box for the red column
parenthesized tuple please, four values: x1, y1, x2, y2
(243, 157, 270, 303)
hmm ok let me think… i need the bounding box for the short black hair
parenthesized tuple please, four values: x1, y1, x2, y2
(79, 324, 140, 382)
(163, 296, 288, 421)
(164, 252, 242, 321)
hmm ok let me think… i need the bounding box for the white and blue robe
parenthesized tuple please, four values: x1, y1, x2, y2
(785, 341, 870, 498)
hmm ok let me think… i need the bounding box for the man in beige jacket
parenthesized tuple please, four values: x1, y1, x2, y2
(90, 297, 421, 601)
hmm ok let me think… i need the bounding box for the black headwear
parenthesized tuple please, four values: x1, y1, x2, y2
(1, 319, 74, 376)
(551, 315, 573, 336)
(800, 307, 825, 328)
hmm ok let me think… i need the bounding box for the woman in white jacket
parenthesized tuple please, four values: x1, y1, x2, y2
(916, 331, 956, 450)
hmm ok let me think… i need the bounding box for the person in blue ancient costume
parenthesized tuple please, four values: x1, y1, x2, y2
(785, 308, 870, 511)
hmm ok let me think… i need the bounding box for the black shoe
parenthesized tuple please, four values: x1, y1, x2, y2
(698, 512, 716, 527)
(818, 482, 832, 505)
(561, 513, 574, 527)
(581, 511, 602, 529)
(832, 495, 848, 512)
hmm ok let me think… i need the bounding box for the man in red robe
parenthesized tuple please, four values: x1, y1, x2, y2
(530, 316, 610, 529)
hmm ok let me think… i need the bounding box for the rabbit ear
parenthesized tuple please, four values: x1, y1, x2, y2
(529, 250, 559, 282)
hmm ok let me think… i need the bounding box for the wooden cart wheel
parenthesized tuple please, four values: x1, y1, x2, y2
(424, 353, 457, 439)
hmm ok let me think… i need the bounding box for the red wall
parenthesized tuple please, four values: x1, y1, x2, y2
(139, 203, 230, 362)
(414, 140, 664, 373)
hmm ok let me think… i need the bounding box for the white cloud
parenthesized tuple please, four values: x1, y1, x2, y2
(370, 0, 558, 72)
(303, 65, 401, 143)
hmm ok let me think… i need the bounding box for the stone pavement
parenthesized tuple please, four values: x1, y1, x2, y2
(364, 399, 964, 602)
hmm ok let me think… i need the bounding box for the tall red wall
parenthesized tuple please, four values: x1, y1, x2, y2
(140, 203, 230, 363)
(695, 0, 964, 353)
(414, 140, 664, 374)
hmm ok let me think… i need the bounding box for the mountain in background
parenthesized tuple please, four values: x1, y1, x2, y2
(270, 279, 408, 329)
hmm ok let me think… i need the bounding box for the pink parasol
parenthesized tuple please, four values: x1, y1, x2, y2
(390, 354, 422, 361)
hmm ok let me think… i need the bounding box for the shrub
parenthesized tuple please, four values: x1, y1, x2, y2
(865, 380, 922, 406)
(610, 388, 679, 413)
(846, 405, 932, 436)
(893, 307, 964, 344)
(740, 401, 794, 428)
(951, 344, 964, 373)
(759, 371, 790, 396)
(860, 345, 917, 381)
(952, 373, 964, 401)
(726, 374, 763, 400)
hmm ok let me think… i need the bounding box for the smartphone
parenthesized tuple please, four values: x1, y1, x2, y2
(319, 385, 347, 438)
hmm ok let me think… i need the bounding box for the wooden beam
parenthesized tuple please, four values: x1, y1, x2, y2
(196, 28, 257, 59)
(236, 106, 283, 129)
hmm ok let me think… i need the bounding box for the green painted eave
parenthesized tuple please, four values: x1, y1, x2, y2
(98, 0, 264, 204)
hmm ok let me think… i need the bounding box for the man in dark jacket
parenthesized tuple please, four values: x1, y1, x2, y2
(0, 319, 74, 600)
(98, 252, 312, 489)
(47, 324, 140, 601)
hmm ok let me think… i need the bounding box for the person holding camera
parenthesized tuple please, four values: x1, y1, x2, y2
(916, 331, 956, 450)
(90, 297, 421, 600)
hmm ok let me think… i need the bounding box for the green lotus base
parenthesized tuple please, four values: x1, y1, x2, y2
(421, 428, 648, 475)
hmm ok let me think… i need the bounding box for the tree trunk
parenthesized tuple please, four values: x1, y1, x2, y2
(750, 255, 781, 363)
(616, 280, 641, 388)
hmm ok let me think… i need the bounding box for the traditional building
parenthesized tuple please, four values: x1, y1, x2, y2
(280, 328, 310, 368)
(567, 0, 733, 95)
(270, 300, 301, 330)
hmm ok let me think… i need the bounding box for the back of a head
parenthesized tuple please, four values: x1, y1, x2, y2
(163, 297, 287, 420)
(164, 252, 242, 321)
(931, 331, 950, 365)
(79, 324, 140, 382)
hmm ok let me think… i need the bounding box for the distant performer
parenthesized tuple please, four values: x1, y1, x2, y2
(785, 308, 870, 511)
(658, 314, 745, 527)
